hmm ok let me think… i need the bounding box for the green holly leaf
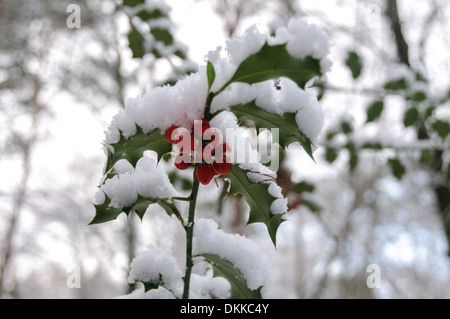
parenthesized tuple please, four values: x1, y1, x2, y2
(151, 28, 174, 46)
(388, 158, 406, 179)
(128, 195, 183, 223)
(366, 100, 384, 123)
(293, 181, 315, 194)
(142, 276, 162, 292)
(408, 91, 427, 102)
(223, 165, 285, 246)
(229, 102, 315, 160)
(207, 61, 216, 91)
(105, 126, 172, 173)
(200, 254, 262, 299)
(218, 43, 322, 93)
(90, 193, 182, 225)
(345, 51, 362, 80)
(136, 8, 165, 21)
(403, 107, 419, 127)
(432, 120, 450, 139)
(127, 30, 145, 58)
(325, 147, 339, 164)
(384, 78, 408, 91)
(123, 0, 145, 7)
(89, 193, 124, 225)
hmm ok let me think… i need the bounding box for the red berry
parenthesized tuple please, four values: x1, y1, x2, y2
(175, 131, 196, 153)
(193, 118, 210, 137)
(165, 125, 181, 144)
(201, 142, 215, 160)
(174, 153, 191, 170)
(213, 143, 232, 159)
(213, 161, 232, 175)
(196, 164, 215, 185)
(200, 128, 221, 160)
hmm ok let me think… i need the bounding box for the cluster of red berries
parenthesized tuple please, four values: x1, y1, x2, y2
(165, 118, 232, 185)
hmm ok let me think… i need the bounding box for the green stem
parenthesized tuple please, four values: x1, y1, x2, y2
(182, 168, 200, 299)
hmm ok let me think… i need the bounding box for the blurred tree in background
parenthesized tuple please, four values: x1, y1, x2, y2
(0, 0, 449, 298)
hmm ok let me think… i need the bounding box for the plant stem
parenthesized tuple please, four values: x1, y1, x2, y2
(182, 169, 200, 299)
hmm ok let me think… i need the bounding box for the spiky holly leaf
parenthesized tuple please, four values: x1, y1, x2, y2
(105, 126, 172, 173)
(90, 193, 124, 225)
(223, 165, 285, 245)
(200, 254, 262, 299)
(229, 102, 314, 160)
(90, 193, 182, 225)
(218, 43, 321, 93)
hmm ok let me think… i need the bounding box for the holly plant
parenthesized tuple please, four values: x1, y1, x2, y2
(90, 17, 330, 299)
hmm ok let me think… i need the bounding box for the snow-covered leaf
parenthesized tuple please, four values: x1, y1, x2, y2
(223, 165, 285, 245)
(128, 195, 183, 223)
(90, 194, 124, 225)
(229, 101, 314, 160)
(90, 193, 182, 225)
(200, 254, 262, 299)
(220, 43, 322, 93)
(105, 126, 172, 172)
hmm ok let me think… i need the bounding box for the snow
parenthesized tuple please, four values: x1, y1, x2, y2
(98, 157, 179, 208)
(120, 243, 232, 299)
(225, 24, 266, 66)
(124, 70, 209, 133)
(133, 157, 179, 199)
(100, 172, 137, 209)
(210, 82, 256, 113)
(268, 18, 331, 73)
(113, 159, 134, 174)
(193, 218, 271, 292)
(209, 110, 239, 134)
(208, 17, 331, 93)
(110, 111, 137, 139)
(189, 272, 231, 299)
(127, 244, 183, 297)
(209, 78, 324, 145)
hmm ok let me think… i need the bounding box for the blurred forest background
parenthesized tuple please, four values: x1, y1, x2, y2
(1, 0, 449, 298)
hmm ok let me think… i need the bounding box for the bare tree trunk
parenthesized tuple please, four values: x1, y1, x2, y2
(0, 79, 42, 295)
